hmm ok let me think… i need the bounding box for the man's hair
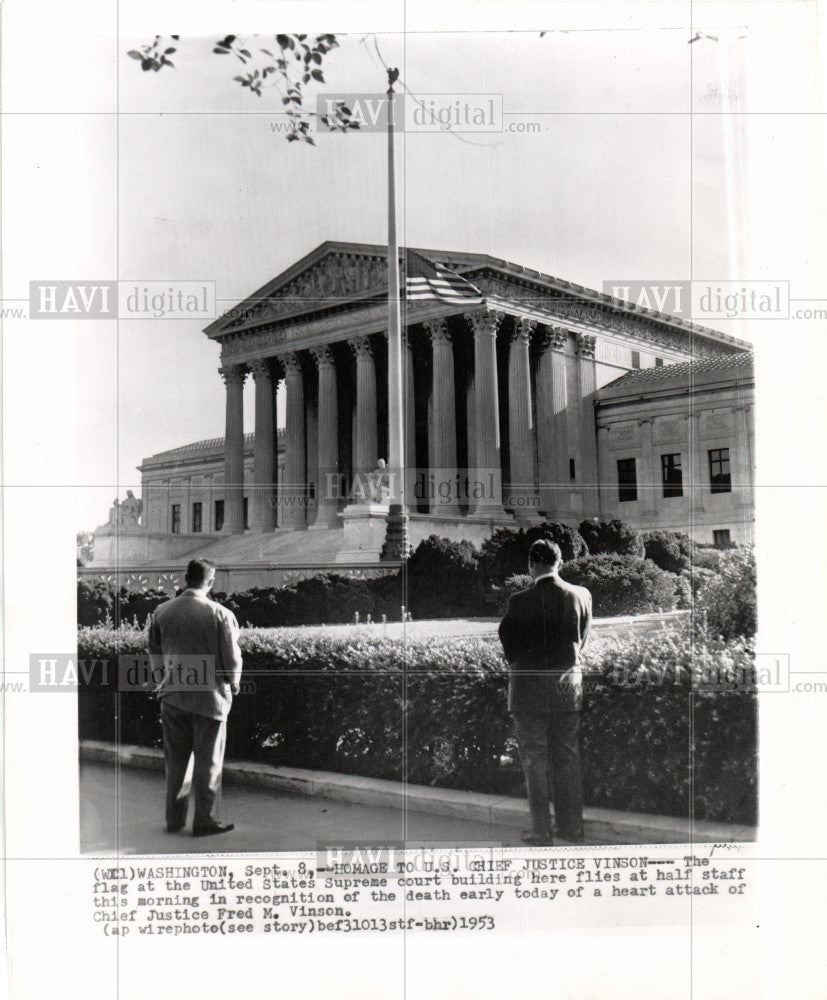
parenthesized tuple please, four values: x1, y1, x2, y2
(185, 558, 216, 588)
(528, 539, 562, 568)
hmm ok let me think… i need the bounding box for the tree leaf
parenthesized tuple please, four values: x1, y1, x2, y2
(311, 68, 324, 82)
(127, 50, 143, 60)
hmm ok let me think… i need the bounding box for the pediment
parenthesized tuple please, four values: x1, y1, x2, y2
(217, 250, 389, 334)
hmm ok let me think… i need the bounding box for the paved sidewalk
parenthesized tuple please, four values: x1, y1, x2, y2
(81, 762, 551, 855)
(80, 754, 754, 855)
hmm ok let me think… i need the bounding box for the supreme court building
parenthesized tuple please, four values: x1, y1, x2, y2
(87, 241, 755, 591)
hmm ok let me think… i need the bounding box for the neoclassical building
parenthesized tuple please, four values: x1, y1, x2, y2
(87, 241, 754, 591)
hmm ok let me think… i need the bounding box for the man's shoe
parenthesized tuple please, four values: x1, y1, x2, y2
(192, 822, 235, 837)
(521, 830, 555, 846)
(166, 824, 185, 834)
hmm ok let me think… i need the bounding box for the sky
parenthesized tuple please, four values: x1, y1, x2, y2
(5, 14, 821, 529)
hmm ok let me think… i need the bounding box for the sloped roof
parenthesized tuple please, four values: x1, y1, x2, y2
(599, 350, 754, 400)
(140, 429, 285, 469)
(204, 239, 750, 353)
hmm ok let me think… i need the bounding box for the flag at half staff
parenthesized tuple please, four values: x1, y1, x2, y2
(404, 249, 484, 305)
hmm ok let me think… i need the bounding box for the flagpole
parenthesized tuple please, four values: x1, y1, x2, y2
(381, 67, 410, 561)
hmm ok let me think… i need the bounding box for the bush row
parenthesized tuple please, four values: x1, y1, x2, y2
(78, 523, 755, 639)
(77, 623, 757, 826)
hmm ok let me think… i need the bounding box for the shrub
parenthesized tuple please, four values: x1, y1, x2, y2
(76, 622, 757, 825)
(77, 580, 116, 626)
(491, 574, 534, 614)
(641, 530, 695, 574)
(579, 519, 644, 557)
(693, 546, 725, 571)
(560, 554, 679, 616)
(695, 546, 756, 640)
(221, 575, 379, 628)
(479, 522, 587, 584)
(405, 535, 487, 618)
(118, 587, 168, 628)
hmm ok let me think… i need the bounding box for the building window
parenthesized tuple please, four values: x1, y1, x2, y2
(655, 356, 664, 367)
(243, 496, 249, 529)
(170, 504, 181, 534)
(713, 529, 732, 549)
(631, 350, 641, 369)
(708, 448, 732, 494)
(214, 499, 224, 532)
(617, 458, 637, 502)
(569, 458, 576, 482)
(192, 502, 203, 533)
(661, 453, 683, 498)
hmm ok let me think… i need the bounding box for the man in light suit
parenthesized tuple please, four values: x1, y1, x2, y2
(499, 539, 592, 846)
(148, 558, 243, 836)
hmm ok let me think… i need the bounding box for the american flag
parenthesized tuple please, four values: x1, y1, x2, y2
(404, 249, 484, 305)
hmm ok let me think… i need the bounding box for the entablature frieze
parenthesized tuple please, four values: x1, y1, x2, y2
(218, 275, 736, 368)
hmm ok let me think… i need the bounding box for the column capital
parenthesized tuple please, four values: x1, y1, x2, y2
(512, 317, 536, 343)
(219, 364, 247, 387)
(536, 325, 569, 354)
(463, 308, 504, 337)
(249, 358, 273, 382)
(575, 332, 597, 359)
(348, 335, 375, 359)
(310, 345, 336, 369)
(278, 351, 304, 378)
(424, 317, 451, 345)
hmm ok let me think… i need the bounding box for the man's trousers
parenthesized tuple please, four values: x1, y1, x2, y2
(160, 700, 226, 830)
(512, 711, 584, 840)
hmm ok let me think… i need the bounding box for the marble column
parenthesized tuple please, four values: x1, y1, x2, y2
(311, 346, 340, 526)
(535, 326, 569, 518)
(281, 352, 307, 529)
(349, 335, 379, 481)
(507, 317, 536, 519)
(220, 364, 246, 534)
(426, 318, 459, 514)
(250, 360, 276, 532)
(464, 309, 504, 514)
(575, 332, 599, 517)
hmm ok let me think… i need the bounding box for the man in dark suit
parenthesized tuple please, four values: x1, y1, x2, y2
(499, 539, 592, 845)
(148, 558, 243, 836)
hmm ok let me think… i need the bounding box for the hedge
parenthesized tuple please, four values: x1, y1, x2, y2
(479, 522, 588, 584)
(77, 528, 754, 636)
(579, 519, 645, 557)
(694, 546, 756, 640)
(560, 554, 681, 617)
(641, 530, 695, 574)
(77, 623, 757, 825)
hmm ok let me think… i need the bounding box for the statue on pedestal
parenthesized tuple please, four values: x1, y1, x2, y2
(349, 458, 391, 504)
(367, 459, 391, 503)
(105, 491, 143, 527)
(120, 490, 143, 526)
